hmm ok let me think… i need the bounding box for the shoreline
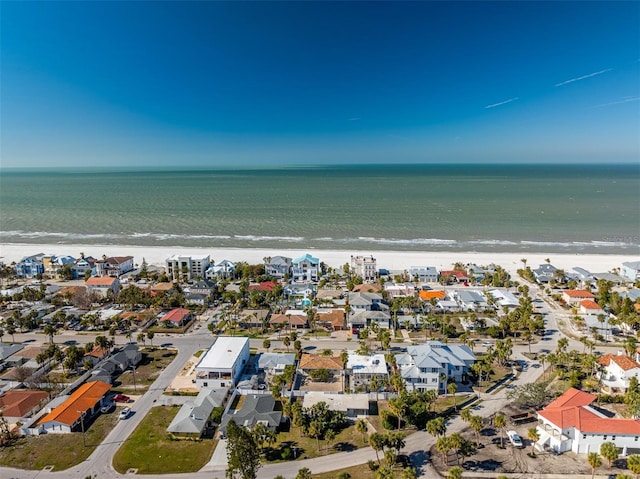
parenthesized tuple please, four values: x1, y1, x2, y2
(0, 243, 635, 277)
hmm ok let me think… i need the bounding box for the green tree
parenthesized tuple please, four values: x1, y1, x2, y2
(225, 420, 261, 479)
(426, 417, 447, 438)
(588, 452, 602, 479)
(601, 441, 619, 468)
(436, 435, 451, 465)
(147, 330, 155, 347)
(263, 339, 271, 351)
(527, 427, 540, 455)
(447, 465, 463, 479)
(469, 415, 483, 446)
(356, 418, 368, 444)
(369, 432, 386, 464)
(627, 454, 640, 479)
(295, 467, 312, 479)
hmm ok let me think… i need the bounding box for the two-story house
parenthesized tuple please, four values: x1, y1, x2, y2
(205, 260, 236, 280)
(15, 254, 45, 279)
(292, 254, 320, 282)
(95, 256, 134, 277)
(195, 336, 250, 389)
(85, 276, 120, 299)
(265, 256, 293, 279)
(599, 353, 640, 393)
(409, 266, 439, 283)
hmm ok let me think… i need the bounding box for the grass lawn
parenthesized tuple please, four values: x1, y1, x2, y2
(266, 422, 368, 462)
(115, 348, 177, 393)
(0, 410, 119, 470)
(434, 393, 474, 413)
(310, 463, 375, 478)
(113, 405, 217, 474)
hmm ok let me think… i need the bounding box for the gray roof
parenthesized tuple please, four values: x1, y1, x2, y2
(167, 388, 226, 435)
(269, 256, 292, 266)
(623, 261, 640, 270)
(219, 394, 282, 435)
(403, 341, 475, 369)
(457, 290, 486, 304)
(257, 353, 296, 370)
(0, 344, 24, 361)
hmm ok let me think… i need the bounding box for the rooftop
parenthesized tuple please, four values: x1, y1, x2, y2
(196, 337, 249, 370)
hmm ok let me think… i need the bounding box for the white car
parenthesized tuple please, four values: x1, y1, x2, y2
(507, 430, 524, 448)
(119, 407, 132, 420)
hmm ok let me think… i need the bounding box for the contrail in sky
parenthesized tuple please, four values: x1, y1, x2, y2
(555, 68, 612, 87)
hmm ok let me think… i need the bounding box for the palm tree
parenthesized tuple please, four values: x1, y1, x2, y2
(527, 427, 539, 455)
(356, 418, 368, 445)
(43, 324, 58, 344)
(494, 414, 506, 448)
(588, 452, 602, 479)
(627, 454, 640, 479)
(447, 465, 463, 479)
(283, 336, 290, 352)
(435, 436, 451, 465)
(447, 382, 458, 409)
(426, 417, 447, 438)
(601, 441, 619, 468)
(369, 432, 386, 464)
(469, 415, 483, 446)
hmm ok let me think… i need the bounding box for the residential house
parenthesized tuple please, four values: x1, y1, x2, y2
(42, 254, 76, 279)
(599, 353, 640, 393)
(187, 279, 217, 296)
(237, 309, 269, 329)
(0, 390, 49, 423)
(466, 264, 487, 282)
(410, 266, 439, 283)
(283, 283, 316, 303)
(580, 300, 604, 316)
(299, 354, 344, 382)
(292, 254, 320, 282)
(347, 292, 384, 315)
(563, 290, 596, 306)
(396, 341, 475, 394)
(195, 336, 250, 389)
(219, 394, 282, 438)
(384, 283, 416, 299)
(351, 283, 383, 294)
(302, 392, 371, 418)
(257, 353, 296, 379)
(351, 255, 377, 283)
(105, 344, 142, 372)
(161, 308, 192, 327)
(487, 289, 519, 309)
(167, 388, 227, 438)
(85, 276, 120, 299)
(536, 387, 640, 455)
(205, 260, 236, 280)
(316, 309, 346, 331)
(37, 381, 111, 434)
(264, 256, 292, 279)
(419, 289, 447, 306)
(439, 270, 469, 284)
(15, 254, 45, 279)
(349, 310, 391, 331)
(532, 264, 557, 283)
(165, 254, 211, 282)
(95, 256, 134, 277)
(346, 353, 388, 390)
(455, 290, 489, 311)
(71, 256, 97, 279)
(622, 262, 640, 282)
(269, 311, 308, 330)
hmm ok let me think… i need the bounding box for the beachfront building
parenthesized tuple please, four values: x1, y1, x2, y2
(410, 266, 439, 283)
(95, 256, 134, 277)
(532, 264, 558, 283)
(292, 253, 320, 282)
(351, 255, 377, 283)
(14, 254, 45, 279)
(85, 276, 121, 299)
(72, 256, 97, 279)
(194, 336, 250, 389)
(165, 254, 211, 282)
(264, 256, 292, 279)
(205, 260, 236, 280)
(536, 387, 640, 455)
(622, 262, 640, 282)
(439, 270, 469, 284)
(396, 341, 475, 394)
(42, 254, 76, 278)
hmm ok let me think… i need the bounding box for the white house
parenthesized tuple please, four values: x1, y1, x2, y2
(536, 387, 640, 455)
(95, 256, 134, 277)
(599, 353, 640, 393)
(292, 253, 320, 282)
(410, 266, 438, 283)
(396, 341, 475, 394)
(488, 289, 519, 309)
(302, 392, 371, 418)
(622, 262, 640, 282)
(351, 255, 377, 283)
(165, 254, 211, 281)
(265, 256, 292, 279)
(194, 336, 250, 389)
(205, 260, 236, 280)
(346, 353, 389, 389)
(85, 276, 120, 299)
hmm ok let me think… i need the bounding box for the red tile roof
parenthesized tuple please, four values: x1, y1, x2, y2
(580, 299, 602, 310)
(538, 387, 640, 435)
(269, 313, 307, 326)
(38, 381, 110, 427)
(0, 390, 49, 418)
(163, 308, 191, 323)
(96, 256, 133, 264)
(86, 276, 117, 286)
(599, 354, 640, 371)
(440, 270, 467, 279)
(248, 281, 277, 292)
(564, 290, 595, 298)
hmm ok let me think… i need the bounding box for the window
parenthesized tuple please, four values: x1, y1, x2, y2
(612, 436, 616, 441)
(603, 435, 607, 440)
(203, 382, 208, 387)
(583, 434, 587, 439)
(635, 437, 638, 441)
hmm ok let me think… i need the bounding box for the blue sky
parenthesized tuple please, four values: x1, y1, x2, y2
(2, 1, 639, 168)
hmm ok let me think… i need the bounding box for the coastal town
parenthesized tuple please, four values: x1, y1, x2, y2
(1, 251, 640, 479)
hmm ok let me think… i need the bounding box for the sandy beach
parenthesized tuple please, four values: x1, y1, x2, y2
(0, 243, 635, 278)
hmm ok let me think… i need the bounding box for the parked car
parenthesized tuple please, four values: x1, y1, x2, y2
(119, 407, 131, 420)
(100, 402, 114, 414)
(507, 430, 524, 448)
(113, 393, 130, 403)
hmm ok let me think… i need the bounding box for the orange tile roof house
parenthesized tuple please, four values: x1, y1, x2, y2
(85, 276, 120, 298)
(37, 381, 111, 434)
(269, 313, 308, 329)
(598, 354, 640, 392)
(0, 390, 49, 421)
(419, 290, 447, 302)
(536, 387, 640, 456)
(161, 308, 192, 326)
(299, 354, 343, 371)
(562, 289, 596, 305)
(316, 309, 346, 331)
(580, 299, 603, 315)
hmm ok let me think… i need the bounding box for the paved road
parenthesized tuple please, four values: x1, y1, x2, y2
(0, 286, 618, 478)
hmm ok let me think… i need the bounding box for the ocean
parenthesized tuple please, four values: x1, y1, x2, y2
(1, 164, 639, 254)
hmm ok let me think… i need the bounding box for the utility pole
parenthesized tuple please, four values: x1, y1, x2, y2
(132, 366, 137, 392)
(77, 410, 86, 447)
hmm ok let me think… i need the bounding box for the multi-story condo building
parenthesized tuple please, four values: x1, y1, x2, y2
(165, 254, 211, 282)
(351, 255, 377, 283)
